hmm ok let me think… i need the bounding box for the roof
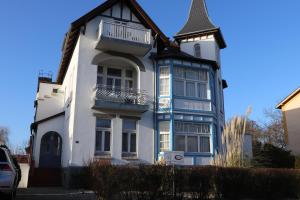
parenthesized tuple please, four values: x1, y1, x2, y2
(277, 87, 300, 109)
(175, 0, 226, 49)
(31, 111, 65, 132)
(150, 46, 219, 70)
(56, 0, 170, 84)
(177, 0, 216, 35)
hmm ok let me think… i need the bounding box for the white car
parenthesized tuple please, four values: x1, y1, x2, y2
(0, 145, 20, 200)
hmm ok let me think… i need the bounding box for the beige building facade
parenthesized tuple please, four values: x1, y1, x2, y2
(277, 87, 300, 156)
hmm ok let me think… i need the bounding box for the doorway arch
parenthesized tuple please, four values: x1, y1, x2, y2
(39, 132, 62, 168)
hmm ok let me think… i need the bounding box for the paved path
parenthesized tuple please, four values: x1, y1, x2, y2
(16, 188, 96, 200)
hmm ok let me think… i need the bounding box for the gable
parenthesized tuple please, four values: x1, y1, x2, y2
(57, 0, 169, 84)
(100, 2, 141, 23)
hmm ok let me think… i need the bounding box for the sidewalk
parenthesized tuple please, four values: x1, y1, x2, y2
(16, 188, 96, 200)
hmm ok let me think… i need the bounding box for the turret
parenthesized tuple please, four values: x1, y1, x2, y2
(175, 0, 226, 64)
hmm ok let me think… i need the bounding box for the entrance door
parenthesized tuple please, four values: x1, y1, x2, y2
(39, 132, 62, 168)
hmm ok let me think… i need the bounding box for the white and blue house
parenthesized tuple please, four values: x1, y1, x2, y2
(30, 0, 227, 186)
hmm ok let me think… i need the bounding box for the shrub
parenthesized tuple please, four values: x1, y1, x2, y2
(88, 162, 300, 200)
(252, 143, 295, 168)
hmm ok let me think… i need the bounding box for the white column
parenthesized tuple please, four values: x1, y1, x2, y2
(111, 116, 122, 160)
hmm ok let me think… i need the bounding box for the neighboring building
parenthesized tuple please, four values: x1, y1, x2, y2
(277, 87, 300, 156)
(30, 0, 227, 185)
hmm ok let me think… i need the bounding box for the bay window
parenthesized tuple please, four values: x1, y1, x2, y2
(174, 121, 211, 153)
(173, 66, 209, 100)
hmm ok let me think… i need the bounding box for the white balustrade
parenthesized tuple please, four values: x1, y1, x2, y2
(98, 20, 151, 45)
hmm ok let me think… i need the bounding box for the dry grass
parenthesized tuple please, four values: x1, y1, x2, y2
(212, 108, 252, 167)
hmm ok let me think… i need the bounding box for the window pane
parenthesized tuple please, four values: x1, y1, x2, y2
(198, 83, 207, 99)
(159, 121, 170, 152)
(95, 131, 102, 151)
(186, 69, 198, 80)
(160, 67, 170, 77)
(97, 76, 103, 85)
(194, 44, 201, 58)
(186, 82, 196, 97)
(96, 119, 111, 128)
(107, 78, 113, 89)
(97, 66, 103, 74)
(160, 78, 169, 96)
(122, 133, 128, 152)
(199, 70, 208, 81)
(175, 136, 185, 151)
(174, 67, 184, 78)
(107, 68, 122, 77)
(126, 70, 133, 78)
(130, 134, 136, 153)
(187, 136, 198, 152)
(125, 80, 133, 89)
(174, 80, 184, 96)
(123, 119, 136, 130)
(200, 137, 210, 152)
(104, 132, 111, 151)
(115, 79, 121, 89)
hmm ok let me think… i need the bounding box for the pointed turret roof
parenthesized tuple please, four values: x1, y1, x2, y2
(175, 0, 226, 49)
(177, 0, 216, 35)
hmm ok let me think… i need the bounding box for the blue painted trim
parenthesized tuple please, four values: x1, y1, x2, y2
(174, 108, 216, 116)
(170, 60, 174, 151)
(174, 96, 211, 102)
(184, 153, 213, 157)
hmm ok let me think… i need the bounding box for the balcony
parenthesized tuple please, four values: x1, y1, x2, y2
(95, 20, 152, 56)
(93, 85, 150, 113)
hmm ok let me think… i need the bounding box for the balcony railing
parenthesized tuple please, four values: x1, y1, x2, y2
(94, 85, 149, 106)
(98, 20, 151, 45)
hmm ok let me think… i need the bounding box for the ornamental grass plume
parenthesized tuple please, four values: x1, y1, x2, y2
(213, 108, 252, 167)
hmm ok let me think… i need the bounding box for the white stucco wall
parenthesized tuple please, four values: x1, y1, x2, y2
(18, 163, 29, 188)
(180, 35, 220, 64)
(35, 83, 64, 121)
(33, 115, 65, 167)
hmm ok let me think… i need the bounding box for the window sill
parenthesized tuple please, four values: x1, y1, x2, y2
(122, 153, 138, 160)
(95, 152, 111, 159)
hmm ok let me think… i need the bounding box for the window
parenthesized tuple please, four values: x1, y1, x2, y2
(194, 43, 201, 58)
(97, 66, 135, 90)
(95, 118, 111, 155)
(173, 66, 209, 99)
(159, 121, 170, 152)
(159, 66, 170, 96)
(174, 121, 211, 153)
(97, 66, 104, 85)
(122, 119, 137, 156)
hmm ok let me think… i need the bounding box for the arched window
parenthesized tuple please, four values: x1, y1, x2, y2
(194, 43, 201, 58)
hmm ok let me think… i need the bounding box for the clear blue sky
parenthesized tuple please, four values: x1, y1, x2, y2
(1, 0, 300, 147)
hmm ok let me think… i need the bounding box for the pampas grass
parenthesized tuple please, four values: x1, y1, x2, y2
(212, 108, 252, 167)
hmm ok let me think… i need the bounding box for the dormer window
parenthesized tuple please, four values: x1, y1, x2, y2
(194, 43, 201, 58)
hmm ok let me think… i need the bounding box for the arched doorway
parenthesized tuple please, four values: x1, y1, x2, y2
(39, 132, 62, 168)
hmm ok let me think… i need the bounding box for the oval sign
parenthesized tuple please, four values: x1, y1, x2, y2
(174, 155, 183, 161)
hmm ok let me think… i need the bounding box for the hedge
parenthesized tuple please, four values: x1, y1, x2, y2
(88, 162, 300, 200)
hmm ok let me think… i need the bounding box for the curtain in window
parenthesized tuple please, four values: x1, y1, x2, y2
(174, 80, 184, 96)
(200, 137, 210, 152)
(186, 82, 196, 97)
(198, 83, 208, 99)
